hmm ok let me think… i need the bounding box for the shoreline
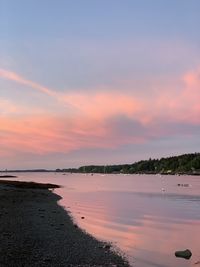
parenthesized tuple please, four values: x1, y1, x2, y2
(1, 171, 200, 176)
(0, 180, 130, 267)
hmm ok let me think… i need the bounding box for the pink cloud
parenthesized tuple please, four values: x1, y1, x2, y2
(0, 68, 145, 155)
(65, 92, 141, 120)
(149, 68, 200, 125)
(0, 68, 142, 119)
(183, 68, 200, 88)
(133, 68, 200, 126)
(1, 67, 200, 157)
(181, 69, 200, 122)
(0, 98, 23, 115)
(0, 115, 121, 156)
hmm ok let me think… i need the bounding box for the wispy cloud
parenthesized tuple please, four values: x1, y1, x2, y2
(1, 67, 200, 157)
(0, 68, 56, 97)
(0, 68, 142, 119)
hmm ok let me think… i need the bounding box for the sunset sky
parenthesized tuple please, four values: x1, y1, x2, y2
(1, 1, 200, 169)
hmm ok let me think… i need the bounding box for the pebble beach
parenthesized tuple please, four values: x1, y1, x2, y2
(0, 180, 130, 267)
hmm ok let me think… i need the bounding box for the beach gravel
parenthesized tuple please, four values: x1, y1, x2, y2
(0, 182, 130, 267)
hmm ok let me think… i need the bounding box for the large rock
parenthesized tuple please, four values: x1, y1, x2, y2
(175, 249, 192, 259)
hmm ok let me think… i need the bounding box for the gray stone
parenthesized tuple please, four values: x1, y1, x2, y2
(175, 249, 192, 259)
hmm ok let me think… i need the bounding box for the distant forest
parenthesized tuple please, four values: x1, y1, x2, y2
(57, 153, 200, 175)
(2, 153, 200, 175)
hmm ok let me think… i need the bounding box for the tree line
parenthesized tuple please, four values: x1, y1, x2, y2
(56, 153, 200, 175)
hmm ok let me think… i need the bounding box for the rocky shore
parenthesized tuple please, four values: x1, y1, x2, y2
(0, 180, 130, 267)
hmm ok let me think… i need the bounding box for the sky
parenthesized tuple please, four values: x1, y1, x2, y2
(0, 0, 200, 169)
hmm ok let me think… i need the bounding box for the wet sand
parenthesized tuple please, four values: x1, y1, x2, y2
(0, 181, 130, 267)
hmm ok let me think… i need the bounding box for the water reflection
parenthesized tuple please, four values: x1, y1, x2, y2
(8, 173, 200, 267)
(58, 188, 200, 267)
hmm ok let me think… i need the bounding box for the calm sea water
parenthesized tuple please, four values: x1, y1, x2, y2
(7, 172, 200, 267)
